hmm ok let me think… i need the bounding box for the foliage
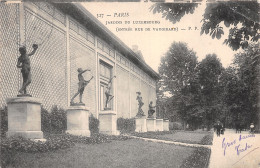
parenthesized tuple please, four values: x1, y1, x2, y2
(42, 106, 100, 134)
(117, 117, 135, 133)
(2, 136, 74, 153)
(150, 3, 199, 24)
(200, 133, 213, 145)
(41, 106, 67, 134)
(89, 114, 99, 134)
(150, 2, 259, 50)
(1, 133, 131, 167)
(41, 106, 50, 133)
(223, 44, 260, 128)
(158, 42, 228, 130)
(49, 106, 67, 134)
(169, 122, 183, 130)
(2, 137, 193, 168)
(204, 2, 259, 50)
(1, 136, 74, 167)
(197, 54, 224, 130)
(158, 42, 198, 95)
(180, 147, 211, 168)
(1, 106, 8, 138)
(158, 42, 202, 129)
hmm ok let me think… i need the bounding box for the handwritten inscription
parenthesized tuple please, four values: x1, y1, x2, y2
(235, 143, 252, 156)
(222, 134, 255, 156)
(239, 134, 255, 141)
(222, 138, 236, 156)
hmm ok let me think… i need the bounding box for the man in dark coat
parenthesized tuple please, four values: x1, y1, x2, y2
(216, 121, 222, 137)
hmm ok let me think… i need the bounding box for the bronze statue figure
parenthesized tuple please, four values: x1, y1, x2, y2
(148, 101, 156, 118)
(70, 68, 93, 105)
(136, 91, 145, 116)
(105, 76, 116, 109)
(17, 44, 38, 96)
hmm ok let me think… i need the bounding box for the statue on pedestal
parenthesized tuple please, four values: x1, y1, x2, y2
(136, 92, 145, 117)
(17, 44, 38, 96)
(104, 76, 116, 110)
(148, 101, 156, 118)
(70, 68, 93, 106)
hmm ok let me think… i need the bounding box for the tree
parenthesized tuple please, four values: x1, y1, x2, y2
(230, 44, 260, 129)
(197, 54, 224, 130)
(150, 2, 259, 50)
(158, 42, 199, 129)
(218, 66, 237, 128)
(159, 42, 198, 95)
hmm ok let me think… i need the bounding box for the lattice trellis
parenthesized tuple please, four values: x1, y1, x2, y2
(130, 74, 140, 117)
(32, 2, 66, 26)
(70, 37, 96, 115)
(0, 4, 20, 108)
(116, 65, 130, 118)
(141, 80, 150, 116)
(24, 9, 67, 110)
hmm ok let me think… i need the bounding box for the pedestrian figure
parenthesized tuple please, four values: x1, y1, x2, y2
(70, 68, 93, 105)
(105, 76, 116, 109)
(216, 121, 222, 137)
(235, 121, 241, 133)
(250, 123, 254, 133)
(221, 124, 225, 135)
(17, 44, 38, 95)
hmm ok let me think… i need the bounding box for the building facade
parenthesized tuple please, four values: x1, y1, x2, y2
(0, 2, 159, 119)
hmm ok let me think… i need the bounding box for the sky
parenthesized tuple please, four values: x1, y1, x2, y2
(83, 2, 239, 72)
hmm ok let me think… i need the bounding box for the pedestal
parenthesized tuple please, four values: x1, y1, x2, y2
(99, 111, 119, 135)
(135, 116, 147, 132)
(6, 97, 44, 139)
(156, 119, 164, 131)
(147, 118, 156, 132)
(163, 119, 169, 131)
(66, 106, 90, 137)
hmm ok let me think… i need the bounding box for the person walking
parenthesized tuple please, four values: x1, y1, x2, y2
(216, 121, 222, 137)
(250, 123, 255, 134)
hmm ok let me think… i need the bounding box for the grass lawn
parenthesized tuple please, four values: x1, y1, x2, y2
(7, 139, 194, 168)
(131, 131, 213, 145)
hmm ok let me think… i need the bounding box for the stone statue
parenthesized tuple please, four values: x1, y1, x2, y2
(136, 92, 145, 117)
(148, 101, 156, 118)
(105, 76, 116, 109)
(70, 68, 93, 105)
(17, 44, 38, 96)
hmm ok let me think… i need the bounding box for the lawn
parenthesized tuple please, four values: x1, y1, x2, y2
(7, 139, 194, 168)
(131, 130, 213, 145)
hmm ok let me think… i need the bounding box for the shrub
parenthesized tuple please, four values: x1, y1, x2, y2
(41, 106, 67, 134)
(1, 133, 131, 167)
(1, 136, 74, 167)
(169, 122, 183, 130)
(117, 117, 135, 133)
(180, 147, 211, 168)
(89, 114, 99, 134)
(50, 106, 67, 134)
(1, 106, 8, 138)
(1, 136, 74, 153)
(42, 106, 100, 135)
(200, 133, 213, 145)
(41, 106, 51, 133)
